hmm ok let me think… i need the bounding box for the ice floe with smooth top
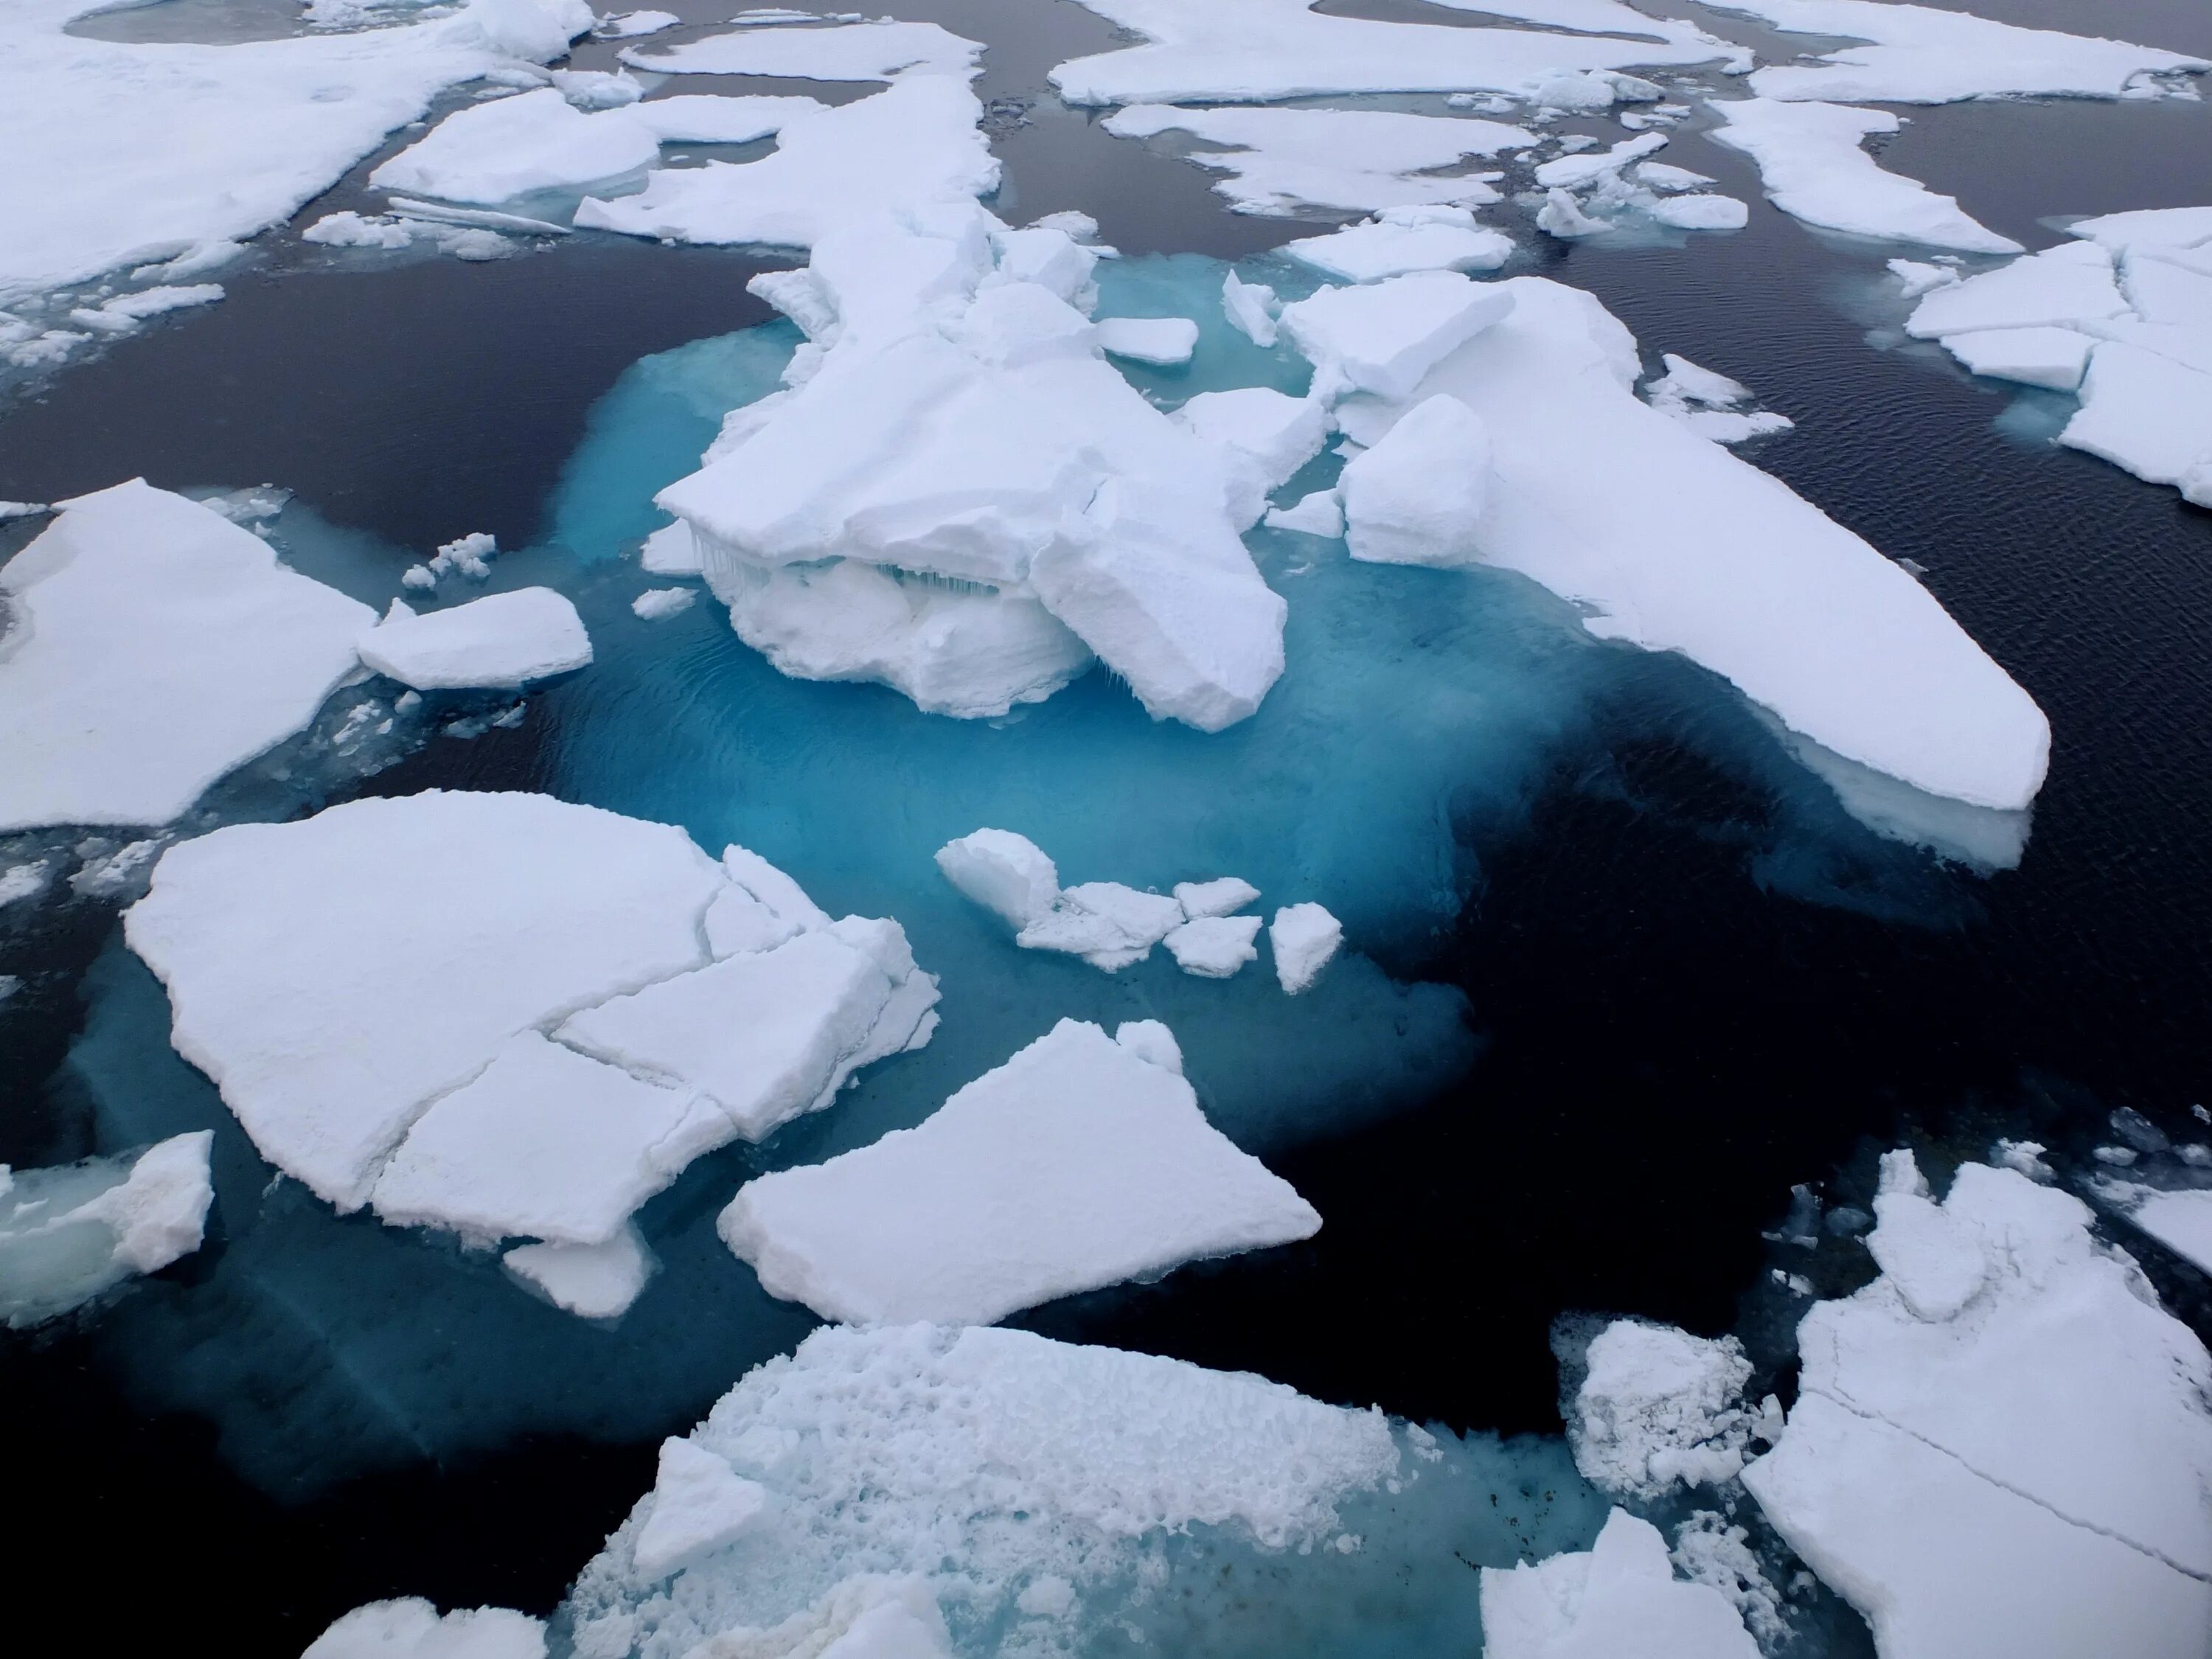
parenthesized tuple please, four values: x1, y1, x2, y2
(357, 589, 592, 690)
(1284, 206, 1515, 284)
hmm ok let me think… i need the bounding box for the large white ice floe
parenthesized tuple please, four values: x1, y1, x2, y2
(720, 1018, 1321, 1324)
(1902, 216, 2212, 507)
(0, 0, 594, 309)
(0, 1131, 214, 1328)
(1567, 1319, 1760, 1500)
(1481, 1509, 1762, 1659)
(0, 480, 374, 832)
(302, 1599, 546, 1659)
(1742, 1151, 2212, 1659)
(356, 589, 593, 690)
(1708, 100, 2021, 255)
(1283, 206, 1515, 284)
(1048, 0, 1739, 106)
(1099, 105, 1531, 218)
(1301, 273, 2048, 812)
(620, 17, 980, 82)
(122, 792, 936, 1311)
(563, 1321, 1399, 1651)
(1707, 0, 2207, 104)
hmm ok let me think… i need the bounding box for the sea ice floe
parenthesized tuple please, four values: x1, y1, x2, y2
(1708, 0, 2208, 104)
(0, 1131, 214, 1328)
(1339, 393, 1493, 567)
(1567, 1319, 1759, 1500)
(1284, 206, 1515, 285)
(632, 586, 696, 620)
(302, 1599, 546, 1659)
(1940, 327, 2094, 393)
(622, 17, 981, 82)
(504, 1225, 655, 1319)
(66, 282, 225, 335)
(1269, 903, 1343, 995)
(1708, 100, 2020, 254)
(721, 1018, 1319, 1324)
(1742, 1150, 2212, 1659)
(0, 480, 374, 832)
(1172, 876, 1262, 919)
(1304, 274, 2049, 812)
(1483, 1508, 1761, 1659)
(1642, 354, 1794, 444)
(1279, 270, 1514, 403)
(1163, 914, 1265, 978)
(562, 1321, 1400, 1655)
(597, 10, 679, 38)
(1099, 105, 1531, 218)
(372, 86, 658, 204)
(355, 588, 593, 690)
(123, 792, 936, 1313)
(1093, 315, 1198, 366)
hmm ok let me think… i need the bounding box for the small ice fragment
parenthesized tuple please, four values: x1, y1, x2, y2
(1270, 903, 1343, 995)
(1888, 257, 1960, 299)
(1536, 187, 1610, 239)
(1096, 316, 1199, 366)
(1263, 489, 1343, 538)
(633, 1439, 771, 1579)
(1113, 1019, 1183, 1074)
(1164, 914, 1264, 978)
(935, 829, 1060, 930)
(2093, 1144, 2140, 1167)
(1222, 271, 1279, 347)
(1017, 881, 1185, 970)
(504, 1226, 655, 1318)
(357, 588, 592, 690)
(1174, 877, 1260, 919)
(1635, 161, 1715, 192)
(633, 587, 697, 621)
(1649, 195, 1747, 232)
(1, 1132, 214, 1327)
(305, 211, 417, 250)
(0, 862, 50, 907)
(302, 1599, 546, 1659)
(640, 521, 703, 576)
(598, 10, 681, 38)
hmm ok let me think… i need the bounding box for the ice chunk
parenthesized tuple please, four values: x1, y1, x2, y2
(1644, 353, 1793, 443)
(1094, 315, 1198, 365)
(622, 19, 981, 83)
(1174, 876, 1261, 919)
(935, 829, 1060, 929)
(1941, 325, 2093, 392)
(1647, 194, 1747, 232)
(1221, 270, 1279, 347)
(1535, 187, 1610, 240)
(306, 209, 418, 250)
(122, 791, 726, 1210)
(1533, 133, 1666, 192)
(1570, 1320, 1756, 1500)
(1279, 271, 1514, 402)
(2124, 1189, 2212, 1274)
(67, 283, 224, 335)
(633, 1439, 771, 1579)
(1284, 206, 1514, 284)
(1102, 105, 1531, 217)
(0, 1132, 214, 1327)
(1635, 161, 1714, 192)
(370, 88, 661, 204)
(357, 588, 591, 690)
(369, 1032, 728, 1246)
(1175, 386, 1331, 526)
(2060, 342, 2212, 498)
(640, 521, 703, 575)
(633, 587, 696, 621)
(504, 1225, 655, 1318)
(721, 1020, 1318, 1324)
(1708, 100, 2022, 254)
(1742, 1153, 2212, 1658)
(302, 1600, 546, 1659)
(0, 480, 373, 832)
(1164, 914, 1263, 978)
(1113, 1019, 1183, 1074)
(1014, 880, 1183, 970)
(599, 10, 680, 38)
(1907, 241, 2129, 338)
(1340, 393, 1492, 566)
(1270, 903, 1343, 995)
(1262, 489, 1343, 538)
(1481, 1509, 1761, 1659)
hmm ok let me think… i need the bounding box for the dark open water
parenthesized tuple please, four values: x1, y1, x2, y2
(3, 0, 2211, 1650)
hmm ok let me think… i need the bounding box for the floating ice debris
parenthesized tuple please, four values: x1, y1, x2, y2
(1531, 133, 1667, 193)
(935, 828, 1061, 930)
(0, 0, 594, 308)
(0, 1131, 214, 1328)
(0, 500, 49, 520)
(1646, 195, 1747, 232)
(1742, 1150, 2212, 1658)
(69, 835, 167, 901)
(597, 10, 680, 39)
(431, 530, 498, 580)
(1941, 327, 2094, 393)
(357, 589, 593, 690)
(1284, 206, 1514, 284)
(632, 586, 697, 620)
(1888, 257, 1960, 299)
(1340, 393, 1493, 566)
(1481, 1509, 1762, 1659)
(1535, 187, 1610, 240)
(1635, 161, 1714, 193)
(1568, 1320, 1759, 1500)
(66, 282, 224, 335)
(0, 861, 51, 908)
(1018, 883, 1187, 970)
(1263, 488, 1344, 538)
(0, 481, 374, 833)
(1708, 100, 2021, 255)
(1709, 0, 2208, 105)
(723, 1020, 1317, 1323)
(1269, 903, 1343, 995)
(1221, 270, 1280, 347)
(504, 1225, 655, 1318)
(1093, 314, 1197, 365)
(622, 18, 981, 82)
(639, 520, 703, 576)
(1100, 105, 1530, 217)
(1164, 915, 1264, 978)
(633, 1439, 771, 1580)
(1172, 876, 1261, 919)
(1310, 275, 2049, 811)
(302, 1600, 546, 1659)
(1048, 0, 1738, 107)
(1644, 353, 1794, 444)
(1279, 271, 1514, 403)
(304, 210, 420, 251)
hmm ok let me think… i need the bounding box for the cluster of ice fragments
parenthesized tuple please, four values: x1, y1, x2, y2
(0, 1132, 214, 1328)
(1896, 209, 2212, 508)
(121, 790, 939, 1318)
(1525, 131, 1750, 241)
(0, 483, 592, 832)
(935, 828, 1341, 990)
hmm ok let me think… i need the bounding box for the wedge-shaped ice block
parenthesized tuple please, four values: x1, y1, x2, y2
(357, 588, 592, 691)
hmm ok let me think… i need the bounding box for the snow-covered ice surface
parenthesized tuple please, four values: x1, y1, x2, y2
(0, 1131, 214, 1326)
(1565, 1319, 1758, 1500)
(1742, 1151, 2212, 1658)
(1481, 1508, 1762, 1659)
(1283, 208, 1515, 284)
(720, 1018, 1319, 1324)
(356, 588, 592, 689)
(303, 1600, 546, 1659)
(621, 18, 980, 83)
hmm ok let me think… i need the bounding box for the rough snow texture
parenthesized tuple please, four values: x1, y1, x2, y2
(1270, 903, 1343, 995)
(302, 1600, 546, 1659)
(1742, 1152, 2212, 1659)
(0, 1131, 215, 1327)
(1481, 1509, 1761, 1659)
(1284, 206, 1514, 284)
(357, 588, 592, 690)
(0, 480, 374, 832)
(1708, 100, 2021, 254)
(504, 1226, 655, 1318)
(563, 1322, 1400, 1654)
(1569, 1320, 1758, 1500)
(722, 1019, 1319, 1324)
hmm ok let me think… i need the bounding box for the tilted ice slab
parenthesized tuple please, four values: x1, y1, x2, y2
(1099, 105, 1531, 218)
(0, 480, 374, 832)
(622, 18, 980, 83)
(1643, 353, 1794, 444)
(0, 1131, 214, 1328)
(1048, 0, 1739, 106)
(357, 589, 593, 689)
(1742, 1152, 2212, 1659)
(0, 0, 594, 305)
(562, 1322, 1399, 1652)
(1481, 1509, 1761, 1659)
(1316, 274, 2048, 811)
(1708, 0, 2207, 104)
(1568, 1319, 1759, 1500)
(303, 1599, 545, 1659)
(1284, 206, 1515, 284)
(124, 793, 937, 1275)
(1708, 100, 2021, 255)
